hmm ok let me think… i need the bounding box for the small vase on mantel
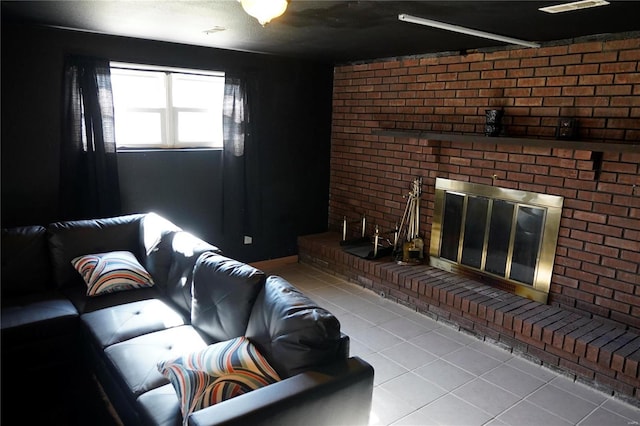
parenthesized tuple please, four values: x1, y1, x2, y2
(484, 109, 503, 137)
(556, 117, 578, 140)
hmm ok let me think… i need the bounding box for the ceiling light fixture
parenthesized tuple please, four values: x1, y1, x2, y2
(398, 14, 541, 48)
(539, 0, 609, 14)
(203, 26, 226, 35)
(239, 0, 288, 26)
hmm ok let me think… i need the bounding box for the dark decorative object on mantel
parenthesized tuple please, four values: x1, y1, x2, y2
(556, 117, 578, 140)
(484, 109, 503, 137)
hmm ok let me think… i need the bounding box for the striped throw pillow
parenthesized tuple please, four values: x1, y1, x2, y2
(71, 250, 155, 296)
(157, 336, 280, 425)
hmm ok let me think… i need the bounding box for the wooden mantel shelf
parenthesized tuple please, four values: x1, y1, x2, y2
(373, 129, 639, 153)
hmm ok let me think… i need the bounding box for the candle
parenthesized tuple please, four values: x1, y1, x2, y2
(342, 216, 347, 241)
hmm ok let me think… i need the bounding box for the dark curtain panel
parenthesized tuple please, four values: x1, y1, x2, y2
(223, 77, 246, 158)
(222, 77, 245, 236)
(222, 76, 261, 246)
(60, 55, 121, 220)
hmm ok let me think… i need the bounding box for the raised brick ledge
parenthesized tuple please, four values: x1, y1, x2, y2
(298, 232, 640, 405)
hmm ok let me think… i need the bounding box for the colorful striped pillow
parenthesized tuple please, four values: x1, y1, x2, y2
(71, 250, 155, 296)
(157, 336, 280, 425)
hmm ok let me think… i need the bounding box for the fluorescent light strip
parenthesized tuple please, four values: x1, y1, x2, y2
(398, 14, 541, 49)
(539, 0, 609, 14)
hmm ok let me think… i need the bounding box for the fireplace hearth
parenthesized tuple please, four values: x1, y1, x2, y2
(429, 178, 563, 303)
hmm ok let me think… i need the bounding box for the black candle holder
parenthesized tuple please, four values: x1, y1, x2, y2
(485, 109, 503, 137)
(556, 117, 577, 140)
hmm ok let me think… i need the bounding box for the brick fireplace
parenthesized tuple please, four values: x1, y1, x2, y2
(310, 33, 640, 402)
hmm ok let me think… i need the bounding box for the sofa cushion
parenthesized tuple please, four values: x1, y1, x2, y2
(1, 225, 52, 298)
(161, 232, 221, 317)
(1, 297, 78, 332)
(63, 284, 160, 314)
(191, 253, 265, 342)
(139, 213, 181, 287)
(105, 325, 208, 397)
(48, 214, 145, 289)
(140, 213, 182, 257)
(246, 275, 342, 378)
(82, 299, 186, 348)
(136, 384, 182, 426)
(1, 296, 80, 373)
(71, 250, 155, 296)
(157, 336, 280, 425)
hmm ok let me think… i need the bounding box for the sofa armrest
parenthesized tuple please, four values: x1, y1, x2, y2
(188, 356, 374, 426)
(246, 275, 343, 378)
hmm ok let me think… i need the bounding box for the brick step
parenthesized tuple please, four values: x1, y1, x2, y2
(298, 232, 640, 405)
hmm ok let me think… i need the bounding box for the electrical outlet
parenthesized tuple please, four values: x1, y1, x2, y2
(243, 235, 253, 245)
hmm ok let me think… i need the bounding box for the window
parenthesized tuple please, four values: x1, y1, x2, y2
(110, 63, 225, 149)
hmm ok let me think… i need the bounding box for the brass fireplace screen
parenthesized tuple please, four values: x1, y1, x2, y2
(429, 178, 563, 303)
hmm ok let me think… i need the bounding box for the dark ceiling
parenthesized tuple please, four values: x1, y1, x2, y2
(2, 1, 640, 63)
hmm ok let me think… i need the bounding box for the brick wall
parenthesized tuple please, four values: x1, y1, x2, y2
(329, 34, 640, 331)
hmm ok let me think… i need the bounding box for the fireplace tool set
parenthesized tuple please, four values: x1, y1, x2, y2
(395, 177, 424, 264)
(339, 177, 424, 263)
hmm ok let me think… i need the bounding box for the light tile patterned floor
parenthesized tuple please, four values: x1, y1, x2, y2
(264, 262, 640, 426)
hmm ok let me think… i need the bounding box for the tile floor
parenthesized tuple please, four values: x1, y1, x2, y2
(264, 261, 640, 426)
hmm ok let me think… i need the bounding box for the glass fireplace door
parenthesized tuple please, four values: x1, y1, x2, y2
(430, 178, 563, 303)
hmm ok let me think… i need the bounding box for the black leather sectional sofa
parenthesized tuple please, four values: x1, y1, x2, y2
(1, 213, 374, 425)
